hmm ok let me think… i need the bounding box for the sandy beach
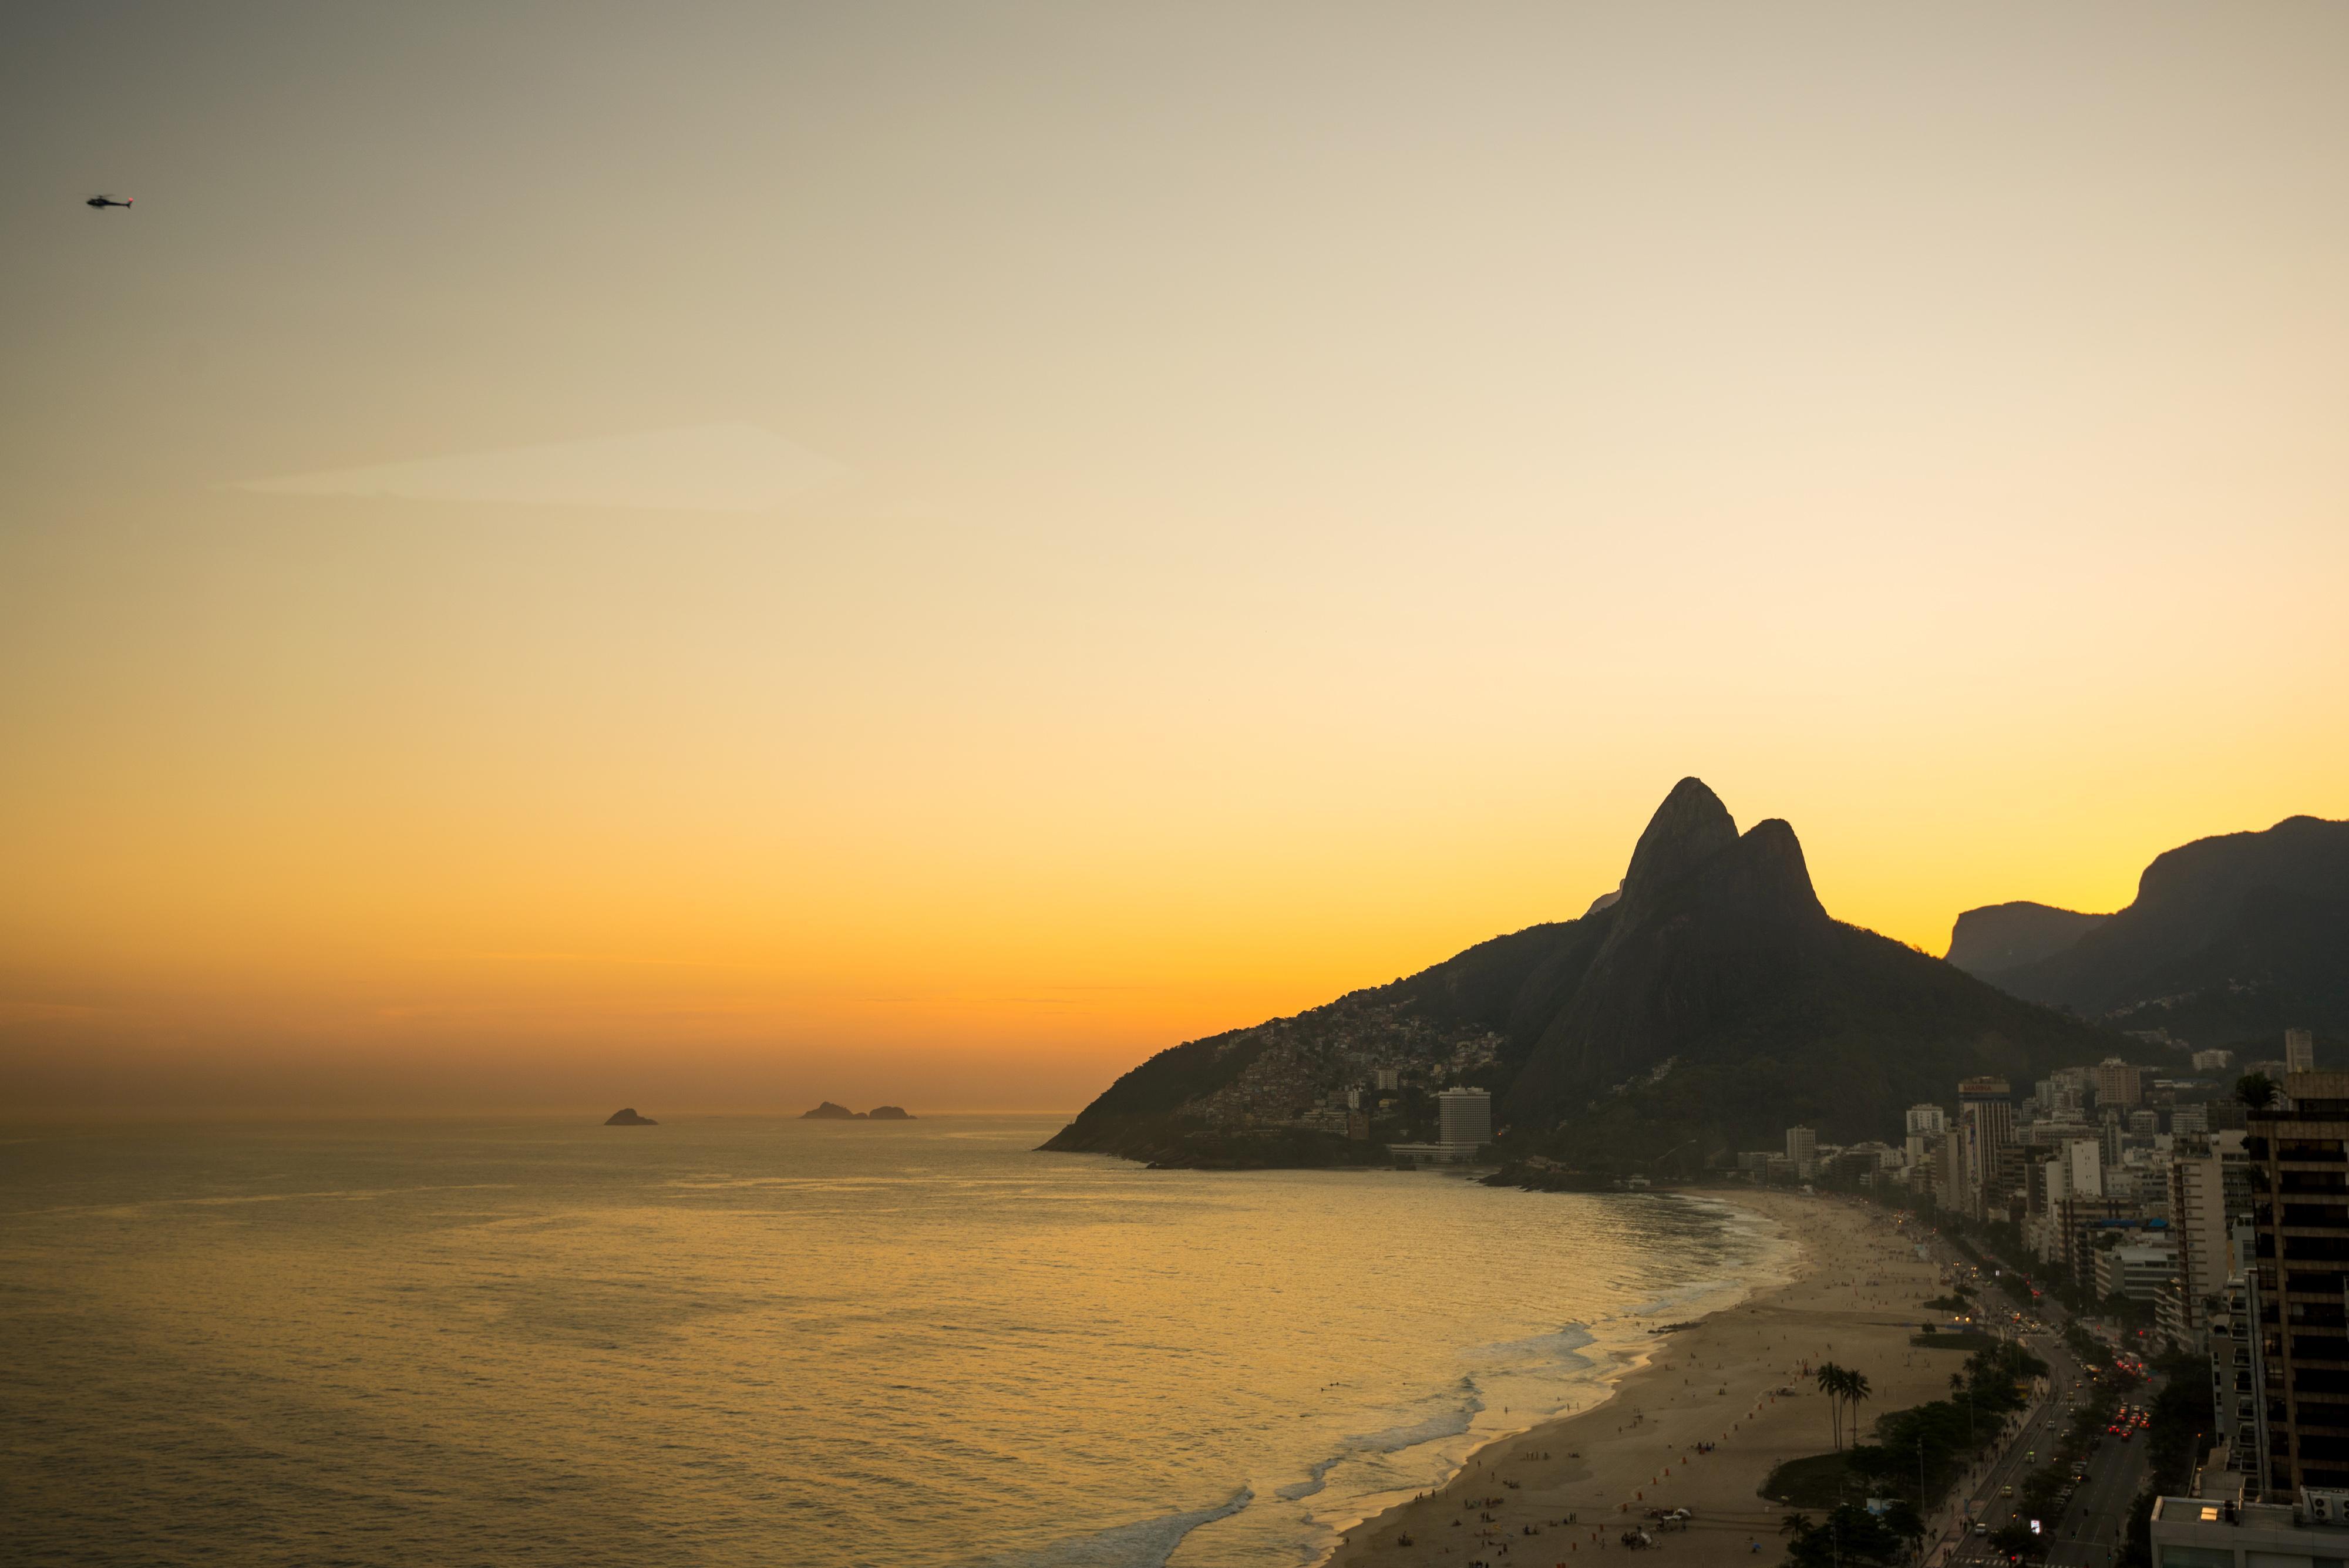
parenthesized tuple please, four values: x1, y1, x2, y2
(1327, 1189, 1964, 1568)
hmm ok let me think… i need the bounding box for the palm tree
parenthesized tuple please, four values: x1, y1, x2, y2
(1816, 1362, 1846, 1449)
(1843, 1371, 1873, 1449)
(1782, 1512, 1814, 1539)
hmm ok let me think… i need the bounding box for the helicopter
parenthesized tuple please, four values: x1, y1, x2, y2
(86, 195, 132, 209)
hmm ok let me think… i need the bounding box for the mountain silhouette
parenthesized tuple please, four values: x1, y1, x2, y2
(1045, 778, 2119, 1169)
(1946, 902, 2109, 974)
(1948, 814, 2349, 1045)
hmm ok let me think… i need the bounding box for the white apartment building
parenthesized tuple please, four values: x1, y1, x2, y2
(2168, 1133, 2247, 1350)
(2095, 1238, 2180, 1303)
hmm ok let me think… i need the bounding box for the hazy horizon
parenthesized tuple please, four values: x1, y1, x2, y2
(6, 2, 2347, 1116)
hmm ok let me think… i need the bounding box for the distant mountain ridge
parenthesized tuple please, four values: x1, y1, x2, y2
(1946, 903, 2109, 975)
(1045, 778, 2123, 1170)
(1947, 813, 2349, 1044)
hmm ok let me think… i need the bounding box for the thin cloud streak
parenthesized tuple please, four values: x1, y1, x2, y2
(237, 422, 852, 513)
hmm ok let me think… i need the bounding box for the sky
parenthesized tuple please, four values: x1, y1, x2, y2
(3, 2, 2345, 1116)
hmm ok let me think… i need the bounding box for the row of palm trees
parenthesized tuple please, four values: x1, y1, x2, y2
(1815, 1362, 1873, 1451)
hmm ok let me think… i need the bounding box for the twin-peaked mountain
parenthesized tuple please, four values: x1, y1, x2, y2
(1044, 779, 2118, 1169)
(1948, 813, 2349, 1045)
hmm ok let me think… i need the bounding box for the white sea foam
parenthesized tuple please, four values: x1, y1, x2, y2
(984, 1488, 1255, 1568)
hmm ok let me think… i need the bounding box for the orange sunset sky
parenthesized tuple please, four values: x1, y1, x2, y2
(4, 4, 2346, 1115)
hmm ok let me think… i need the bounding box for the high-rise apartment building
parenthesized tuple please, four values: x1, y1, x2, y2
(2194, 1048, 2237, 1075)
(2095, 1058, 2146, 1108)
(2288, 1029, 2317, 1075)
(2055, 1137, 2103, 1200)
(1958, 1077, 2015, 1219)
(2169, 1132, 2249, 1349)
(1906, 1103, 1948, 1136)
(2209, 1263, 2271, 1490)
(1934, 1128, 1966, 1214)
(1438, 1088, 1493, 1150)
(1786, 1125, 1818, 1180)
(2244, 1073, 2349, 1493)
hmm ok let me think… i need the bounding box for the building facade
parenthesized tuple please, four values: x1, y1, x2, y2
(2096, 1238, 2180, 1303)
(1438, 1087, 1493, 1150)
(2289, 1030, 2317, 1075)
(2171, 1135, 2248, 1349)
(2246, 1073, 2349, 1494)
(1959, 1076, 2015, 1219)
(2097, 1059, 2147, 1109)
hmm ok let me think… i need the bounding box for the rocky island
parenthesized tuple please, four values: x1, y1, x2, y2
(801, 1102, 916, 1120)
(603, 1107, 658, 1125)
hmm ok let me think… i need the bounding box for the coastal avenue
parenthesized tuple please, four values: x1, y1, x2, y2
(1920, 1236, 2156, 1568)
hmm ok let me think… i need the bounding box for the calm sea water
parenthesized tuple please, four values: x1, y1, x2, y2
(0, 1115, 1786, 1567)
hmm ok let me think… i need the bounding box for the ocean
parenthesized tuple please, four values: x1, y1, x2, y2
(0, 1115, 1789, 1566)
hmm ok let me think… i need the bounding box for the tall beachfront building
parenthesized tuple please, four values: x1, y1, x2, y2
(1906, 1103, 1948, 1136)
(2244, 1074, 2349, 1495)
(1437, 1088, 1492, 1151)
(2289, 1029, 2317, 1074)
(1786, 1126, 1817, 1180)
(1958, 1077, 2015, 1220)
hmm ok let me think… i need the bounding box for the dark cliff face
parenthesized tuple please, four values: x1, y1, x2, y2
(1500, 793, 1847, 1128)
(1971, 814, 2349, 1034)
(1618, 776, 1741, 901)
(1946, 901, 2108, 976)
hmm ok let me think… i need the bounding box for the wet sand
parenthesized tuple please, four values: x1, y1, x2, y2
(1326, 1189, 1961, 1567)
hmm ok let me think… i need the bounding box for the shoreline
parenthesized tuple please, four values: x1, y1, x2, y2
(1299, 1188, 1799, 1564)
(1318, 1189, 1954, 1568)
